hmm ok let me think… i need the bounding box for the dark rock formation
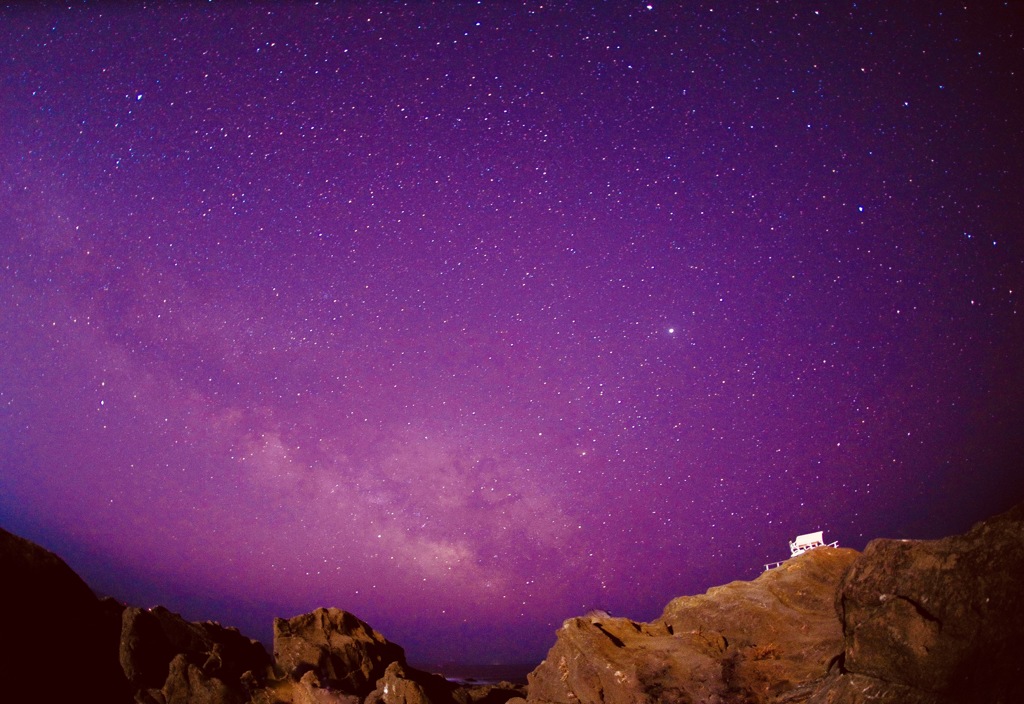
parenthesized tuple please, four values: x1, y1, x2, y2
(120, 604, 272, 703)
(266, 610, 528, 704)
(362, 659, 527, 704)
(527, 546, 860, 704)
(273, 607, 407, 697)
(0, 526, 133, 703)
(365, 660, 463, 704)
(250, 667, 362, 704)
(462, 681, 529, 704)
(160, 652, 247, 704)
(809, 502, 1024, 704)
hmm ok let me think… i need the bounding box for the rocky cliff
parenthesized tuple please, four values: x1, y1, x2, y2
(528, 502, 1024, 704)
(809, 501, 1024, 704)
(0, 526, 134, 703)
(526, 546, 859, 704)
(1, 501, 1021, 704)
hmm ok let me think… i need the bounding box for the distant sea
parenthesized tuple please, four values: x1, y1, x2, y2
(413, 662, 535, 686)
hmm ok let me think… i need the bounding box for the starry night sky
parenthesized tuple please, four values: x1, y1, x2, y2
(1, 1, 1022, 668)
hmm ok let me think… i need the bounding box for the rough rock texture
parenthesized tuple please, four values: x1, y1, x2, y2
(289, 669, 363, 704)
(365, 661, 461, 704)
(265, 612, 529, 704)
(0, 526, 133, 703)
(159, 652, 246, 704)
(249, 666, 371, 704)
(120, 604, 272, 703)
(362, 660, 527, 704)
(809, 502, 1024, 704)
(805, 671, 937, 704)
(274, 607, 407, 697)
(527, 546, 859, 704)
(463, 682, 529, 704)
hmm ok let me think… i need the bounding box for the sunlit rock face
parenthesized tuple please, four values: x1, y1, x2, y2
(527, 546, 859, 704)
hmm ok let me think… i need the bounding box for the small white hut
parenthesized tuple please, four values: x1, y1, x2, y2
(789, 531, 825, 557)
(764, 531, 838, 571)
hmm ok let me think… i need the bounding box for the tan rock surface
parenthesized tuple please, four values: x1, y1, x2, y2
(273, 607, 406, 697)
(527, 546, 859, 704)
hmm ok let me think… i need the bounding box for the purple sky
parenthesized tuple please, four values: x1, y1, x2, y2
(1, 2, 1022, 667)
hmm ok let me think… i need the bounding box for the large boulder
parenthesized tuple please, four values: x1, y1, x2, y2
(273, 607, 406, 697)
(120, 605, 271, 703)
(527, 546, 859, 704)
(810, 502, 1024, 704)
(0, 526, 132, 703)
(365, 660, 461, 704)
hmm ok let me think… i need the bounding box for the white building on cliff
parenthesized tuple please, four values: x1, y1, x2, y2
(764, 530, 838, 571)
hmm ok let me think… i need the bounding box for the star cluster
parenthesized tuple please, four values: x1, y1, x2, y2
(1, 2, 1022, 666)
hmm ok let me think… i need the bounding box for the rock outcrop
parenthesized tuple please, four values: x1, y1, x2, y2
(365, 660, 461, 704)
(364, 661, 526, 704)
(273, 607, 407, 697)
(0, 522, 523, 704)
(527, 546, 859, 704)
(809, 502, 1024, 704)
(120, 605, 272, 703)
(0, 526, 133, 703)
(527, 501, 1024, 704)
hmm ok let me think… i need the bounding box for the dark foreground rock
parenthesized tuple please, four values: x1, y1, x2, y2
(527, 546, 859, 704)
(120, 604, 272, 703)
(809, 502, 1024, 704)
(0, 521, 523, 704)
(0, 526, 133, 703)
